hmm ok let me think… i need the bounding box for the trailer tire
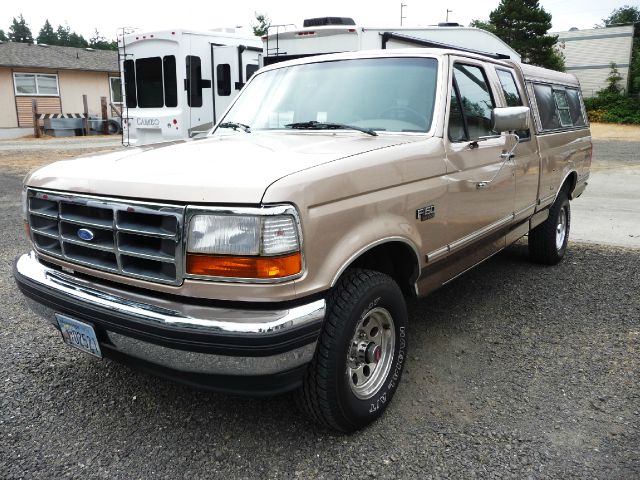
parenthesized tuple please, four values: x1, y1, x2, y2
(107, 119, 121, 135)
(296, 268, 408, 432)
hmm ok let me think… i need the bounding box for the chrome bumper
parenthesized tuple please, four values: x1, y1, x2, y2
(14, 252, 325, 380)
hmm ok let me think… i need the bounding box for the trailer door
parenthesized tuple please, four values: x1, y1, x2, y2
(185, 50, 213, 137)
(212, 45, 239, 122)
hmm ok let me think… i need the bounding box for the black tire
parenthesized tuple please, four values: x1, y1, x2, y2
(107, 120, 121, 135)
(529, 190, 570, 265)
(296, 268, 408, 432)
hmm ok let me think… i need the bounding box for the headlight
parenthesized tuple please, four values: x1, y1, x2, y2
(185, 206, 303, 280)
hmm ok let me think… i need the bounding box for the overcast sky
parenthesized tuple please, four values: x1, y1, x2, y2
(1, 0, 634, 40)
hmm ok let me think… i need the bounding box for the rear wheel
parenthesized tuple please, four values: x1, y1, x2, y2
(529, 190, 570, 265)
(296, 269, 408, 432)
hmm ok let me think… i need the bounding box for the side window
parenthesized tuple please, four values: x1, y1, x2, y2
(533, 84, 560, 130)
(565, 88, 586, 127)
(217, 64, 231, 96)
(496, 69, 522, 107)
(448, 63, 495, 141)
(186, 56, 203, 108)
(163, 56, 177, 108)
(246, 64, 259, 81)
(496, 69, 530, 140)
(123, 59, 137, 108)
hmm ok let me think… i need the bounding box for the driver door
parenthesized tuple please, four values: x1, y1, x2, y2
(442, 58, 515, 253)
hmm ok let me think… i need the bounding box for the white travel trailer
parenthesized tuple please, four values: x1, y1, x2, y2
(119, 29, 262, 146)
(263, 17, 521, 66)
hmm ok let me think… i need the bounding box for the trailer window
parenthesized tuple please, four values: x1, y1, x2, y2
(565, 88, 586, 127)
(450, 63, 495, 140)
(217, 64, 231, 96)
(124, 60, 137, 108)
(246, 64, 259, 81)
(186, 56, 203, 108)
(163, 56, 177, 108)
(135, 57, 164, 108)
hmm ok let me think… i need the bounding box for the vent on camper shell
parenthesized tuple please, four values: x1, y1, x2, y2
(303, 17, 356, 28)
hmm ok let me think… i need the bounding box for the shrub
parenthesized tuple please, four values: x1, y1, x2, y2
(584, 91, 640, 125)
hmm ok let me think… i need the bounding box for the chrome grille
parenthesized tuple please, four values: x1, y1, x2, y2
(27, 189, 184, 285)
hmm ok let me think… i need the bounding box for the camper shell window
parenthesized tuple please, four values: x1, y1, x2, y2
(217, 64, 232, 96)
(565, 88, 586, 127)
(553, 90, 572, 127)
(531, 82, 588, 132)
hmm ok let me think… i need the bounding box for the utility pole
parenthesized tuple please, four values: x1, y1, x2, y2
(446, 9, 453, 23)
(400, 3, 407, 26)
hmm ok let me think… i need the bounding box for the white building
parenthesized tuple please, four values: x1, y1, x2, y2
(554, 25, 635, 97)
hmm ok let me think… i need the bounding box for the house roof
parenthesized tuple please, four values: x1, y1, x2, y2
(0, 41, 118, 73)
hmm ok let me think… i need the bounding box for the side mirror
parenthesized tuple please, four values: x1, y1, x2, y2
(492, 106, 530, 132)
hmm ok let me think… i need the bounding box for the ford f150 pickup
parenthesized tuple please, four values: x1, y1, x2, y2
(14, 48, 591, 432)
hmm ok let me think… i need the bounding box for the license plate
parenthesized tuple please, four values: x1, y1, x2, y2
(56, 314, 102, 358)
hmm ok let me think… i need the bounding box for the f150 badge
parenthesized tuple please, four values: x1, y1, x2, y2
(416, 205, 436, 221)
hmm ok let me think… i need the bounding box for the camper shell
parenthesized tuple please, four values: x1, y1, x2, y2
(119, 28, 261, 146)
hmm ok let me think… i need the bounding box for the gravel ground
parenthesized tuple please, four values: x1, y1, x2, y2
(1, 140, 639, 479)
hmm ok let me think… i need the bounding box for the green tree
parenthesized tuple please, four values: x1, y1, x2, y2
(68, 32, 88, 48)
(474, 0, 565, 70)
(603, 62, 623, 94)
(602, 6, 640, 95)
(8, 14, 34, 44)
(89, 29, 117, 50)
(252, 12, 271, 37)
(56, 24, 71, 45)
(0, 30, 7, 42)
(601, 5, 640, 26)
(37, 19, 58, 45)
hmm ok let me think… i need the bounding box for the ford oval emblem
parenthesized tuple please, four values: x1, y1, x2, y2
(77, 228, 95, 241)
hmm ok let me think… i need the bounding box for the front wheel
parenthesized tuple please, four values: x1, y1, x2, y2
(296, 269, 408, 432)
(529, 190, 570, 265)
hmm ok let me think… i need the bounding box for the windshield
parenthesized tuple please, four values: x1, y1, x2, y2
(218, 57, 439, 134)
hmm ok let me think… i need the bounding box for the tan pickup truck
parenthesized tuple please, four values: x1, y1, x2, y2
(14, 48, 591, 432)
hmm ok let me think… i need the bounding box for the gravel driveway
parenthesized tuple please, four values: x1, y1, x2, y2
(1, 139, 639, 479)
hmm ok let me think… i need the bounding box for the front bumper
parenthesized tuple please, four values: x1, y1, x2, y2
(14, 252, 325, 395)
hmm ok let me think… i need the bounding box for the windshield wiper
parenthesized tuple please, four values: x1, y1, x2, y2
(285, 121, 378, 136)
(218, 121, 251, 133)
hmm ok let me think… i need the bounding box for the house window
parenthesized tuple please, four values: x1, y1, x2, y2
(14, 73, 59, 96)
(110, 77, 123, 104)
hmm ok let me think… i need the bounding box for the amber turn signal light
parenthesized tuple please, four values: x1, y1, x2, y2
(186, 252, 302, 279)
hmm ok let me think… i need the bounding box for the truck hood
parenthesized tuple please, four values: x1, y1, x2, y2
(25, 133, 416, 204)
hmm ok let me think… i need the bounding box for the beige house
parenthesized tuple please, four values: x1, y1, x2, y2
(0, 41, 119, 136)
